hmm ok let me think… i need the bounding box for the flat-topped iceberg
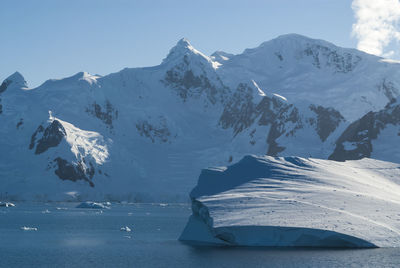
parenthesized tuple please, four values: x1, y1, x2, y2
(180, 155, 400, 247)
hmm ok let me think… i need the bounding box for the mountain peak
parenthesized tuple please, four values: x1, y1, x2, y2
(0, 71, 28, 93)
(162, 38, 211, 65)
(275, 33, 315, 41)
(6, 71, 27, 85)
(176, 37, 191, 48)
(257, 33, 336, 51)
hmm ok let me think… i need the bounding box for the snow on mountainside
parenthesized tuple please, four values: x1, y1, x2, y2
(180, 155, 400, 247)
(1, 34, 400, 201)
(215, 34, 400, 121)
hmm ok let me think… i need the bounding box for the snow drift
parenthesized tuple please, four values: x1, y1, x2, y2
(180, 155, 400, 247)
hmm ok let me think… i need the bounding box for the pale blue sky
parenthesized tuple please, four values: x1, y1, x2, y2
(1, 0, 356, 87)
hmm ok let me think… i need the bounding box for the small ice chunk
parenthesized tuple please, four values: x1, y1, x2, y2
(76, 202, 110, 209)
(65, 191, 79, 198)
(0, 202, 16, 207)
(42, 209, 51, 214)
(159, 203, 168, 207)
(21, 226, 38, 231)
(120, 226, 132, 232)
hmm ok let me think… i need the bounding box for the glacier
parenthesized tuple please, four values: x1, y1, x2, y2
(180, 155, 400, 247)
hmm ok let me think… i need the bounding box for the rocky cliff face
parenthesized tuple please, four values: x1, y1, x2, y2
(1, 34, 400, 201)
(30, 120, 66, 155)
(330, 99, 400, 162)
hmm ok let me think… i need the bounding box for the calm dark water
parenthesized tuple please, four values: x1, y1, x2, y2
(1, 203, 400, 268)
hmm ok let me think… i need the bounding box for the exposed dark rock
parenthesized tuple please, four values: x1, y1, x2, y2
(303, 44, 361, 73)
(309, 105, 345, 142)
(267, 122, 286, 155)
(219, 84, 345, 157)
(219, 83, 305, 156)
(29, 125, 44, 150)
(86, 100, 118, 129)
(165, 69, 216, 103)
(0, 74, 11, 115)
(219, 83, 259, 136)
(32, 120, 66, 154)
(329, 101, 400, 161)
(16, 118, 23, 129)
(53, 157, 95, 187)
(0, 79, 9, 114)
(258, 98, 303, 156)
(0, 79, 11, 94)
(379, 79, 398, 102)
(222, 91, 343, 157)
(136, 117, 171, 143)
(275, 52, 283, 61)
(249, 129, 256, 145)
(162, 56, 229, 104)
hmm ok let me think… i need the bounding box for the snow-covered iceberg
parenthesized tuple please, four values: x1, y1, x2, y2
(180, 155, 400, 247)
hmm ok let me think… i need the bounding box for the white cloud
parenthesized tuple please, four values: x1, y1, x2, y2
(352, 0, 400, 58)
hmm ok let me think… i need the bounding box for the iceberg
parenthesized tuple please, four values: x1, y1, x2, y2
(120, 226, 132, 232)
(180, 155, 400, 247)
(0, 202, 15, 207)
(21, 226, 38, 231)
(76, 201, 110, 209)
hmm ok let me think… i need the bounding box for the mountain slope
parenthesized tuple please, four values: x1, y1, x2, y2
(1, 34, 400, 201)
(215, 34, 400, 121)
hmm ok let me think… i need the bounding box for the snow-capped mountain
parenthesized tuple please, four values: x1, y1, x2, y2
(1, 34, 400, 202)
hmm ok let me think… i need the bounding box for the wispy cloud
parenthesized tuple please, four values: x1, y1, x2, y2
(352, 0, 400, 58)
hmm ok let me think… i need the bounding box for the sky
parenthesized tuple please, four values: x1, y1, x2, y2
(1, 0, 399, 87)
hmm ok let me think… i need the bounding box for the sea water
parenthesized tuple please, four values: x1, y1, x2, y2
(1, 203, 400, 267)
